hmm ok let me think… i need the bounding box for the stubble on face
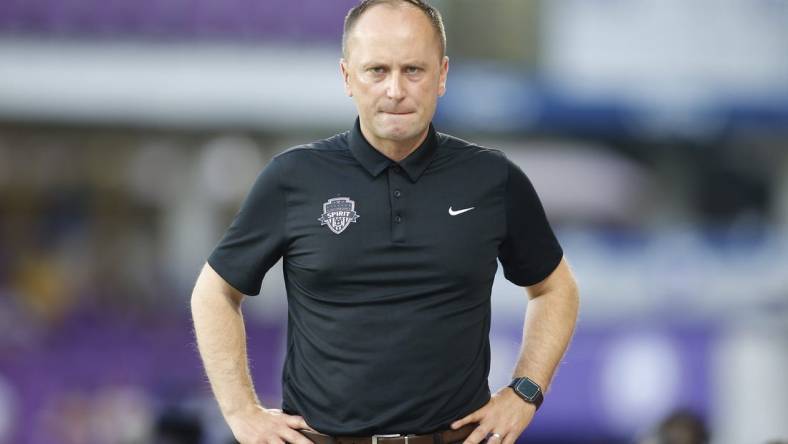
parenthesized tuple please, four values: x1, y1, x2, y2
(342, 3, 447, 158)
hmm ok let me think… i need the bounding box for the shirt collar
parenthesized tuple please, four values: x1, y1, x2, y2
(348, 117, 438, 182)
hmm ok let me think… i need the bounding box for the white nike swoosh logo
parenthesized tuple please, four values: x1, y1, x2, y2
(448, 206, 475, 216)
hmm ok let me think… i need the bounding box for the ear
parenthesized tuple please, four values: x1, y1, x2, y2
(438, 56, 449, 97)
(340, 58, 353, 97)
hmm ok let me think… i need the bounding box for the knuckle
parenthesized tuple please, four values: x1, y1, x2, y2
(276, 426, 294, 437)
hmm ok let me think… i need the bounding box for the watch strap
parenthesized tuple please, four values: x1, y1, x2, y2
(508, 377, 544, 411)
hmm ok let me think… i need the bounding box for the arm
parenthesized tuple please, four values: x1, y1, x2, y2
(513, 256, 580, 392)
(451, 257, 580, 444)
(191, 263, 313, 444)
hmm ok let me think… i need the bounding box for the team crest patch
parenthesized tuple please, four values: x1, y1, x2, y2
(318, 197, 359, 234)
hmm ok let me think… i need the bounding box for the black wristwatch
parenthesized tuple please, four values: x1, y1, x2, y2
(508, 377, 544, 411)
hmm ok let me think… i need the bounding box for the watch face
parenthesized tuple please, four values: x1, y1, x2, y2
(515, 378, 540, 400)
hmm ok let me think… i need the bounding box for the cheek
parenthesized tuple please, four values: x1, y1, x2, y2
(415, 83, 439, 107)
(358, 86, 387, 106)
(358, 91, 379, 108)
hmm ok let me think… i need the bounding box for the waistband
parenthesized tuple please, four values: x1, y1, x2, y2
(300, 423, 477, 444)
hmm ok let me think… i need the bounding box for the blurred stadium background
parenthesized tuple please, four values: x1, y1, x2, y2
(1, 0, 787, 443)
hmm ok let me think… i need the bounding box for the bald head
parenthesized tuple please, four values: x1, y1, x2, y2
(342, 0, 446, 60)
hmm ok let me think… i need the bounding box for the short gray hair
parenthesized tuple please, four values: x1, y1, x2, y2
(342, 0, 447, 59)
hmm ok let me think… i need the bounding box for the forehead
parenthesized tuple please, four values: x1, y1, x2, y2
(346, 4, 441, 62)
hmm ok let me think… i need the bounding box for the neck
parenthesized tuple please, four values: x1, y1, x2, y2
(359, 122, 429, 163)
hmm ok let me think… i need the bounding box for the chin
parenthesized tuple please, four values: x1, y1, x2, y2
(375, 120, 425, 141)
(381, 127, 420, 142)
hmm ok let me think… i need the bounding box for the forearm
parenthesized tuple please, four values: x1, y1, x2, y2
(450, 265, 579, 440)
(512, 279, 579, 391)
(191, 271, 261, 417)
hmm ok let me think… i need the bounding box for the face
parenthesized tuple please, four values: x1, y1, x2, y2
(340, 4, 449, 149)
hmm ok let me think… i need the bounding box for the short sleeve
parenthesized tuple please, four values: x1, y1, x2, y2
(498, 156, 563, 287)
(207, 157, 286, 296)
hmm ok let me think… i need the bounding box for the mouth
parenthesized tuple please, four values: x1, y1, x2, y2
(380, 111, 414, 115)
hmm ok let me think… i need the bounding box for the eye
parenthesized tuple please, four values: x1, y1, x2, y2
(405, 66, 422, 75)
(368, 66, 386, 75)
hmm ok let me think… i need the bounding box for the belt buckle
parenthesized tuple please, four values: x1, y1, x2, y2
(371, 434, 403, 444)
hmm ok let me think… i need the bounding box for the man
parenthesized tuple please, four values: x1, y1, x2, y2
(191, 1, 579, 444)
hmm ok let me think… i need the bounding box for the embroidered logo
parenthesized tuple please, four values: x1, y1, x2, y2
(318, 197, 359, 234)
(448, 206, 475, 216)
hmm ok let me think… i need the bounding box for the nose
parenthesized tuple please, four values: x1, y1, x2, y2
(386, 73, 405, 100)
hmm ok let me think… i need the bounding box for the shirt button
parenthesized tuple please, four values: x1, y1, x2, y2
(393, 190, 402, 198)
(395, 215, 402, 223)
(392, 166, 401, 174)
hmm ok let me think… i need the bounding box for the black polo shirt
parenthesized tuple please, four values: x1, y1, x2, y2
(207, 118, 563, 436)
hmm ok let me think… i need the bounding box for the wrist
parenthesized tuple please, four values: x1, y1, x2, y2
(507, 376, 544, 411)
(506, 388, 537, 418)
(222, 399, 263, 419)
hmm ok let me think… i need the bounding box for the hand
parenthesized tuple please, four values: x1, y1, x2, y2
(450, 387, 536, 444)
(225, 405, 316, 444)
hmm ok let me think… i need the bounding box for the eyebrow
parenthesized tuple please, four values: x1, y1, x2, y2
(361, 61, 427, 69)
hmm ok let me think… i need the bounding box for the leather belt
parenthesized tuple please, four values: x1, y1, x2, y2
(300, 423, 477, 444)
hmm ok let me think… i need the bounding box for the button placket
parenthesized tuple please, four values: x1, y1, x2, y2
(388, 165, 407, 242)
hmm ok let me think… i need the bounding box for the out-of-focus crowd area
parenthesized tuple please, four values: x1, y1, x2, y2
(1, 1, 787, 443)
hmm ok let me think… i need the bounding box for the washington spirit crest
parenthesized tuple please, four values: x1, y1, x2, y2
(318, 197, 359, 234)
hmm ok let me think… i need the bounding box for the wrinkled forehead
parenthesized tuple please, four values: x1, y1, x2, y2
(345, 3, 442, 63)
